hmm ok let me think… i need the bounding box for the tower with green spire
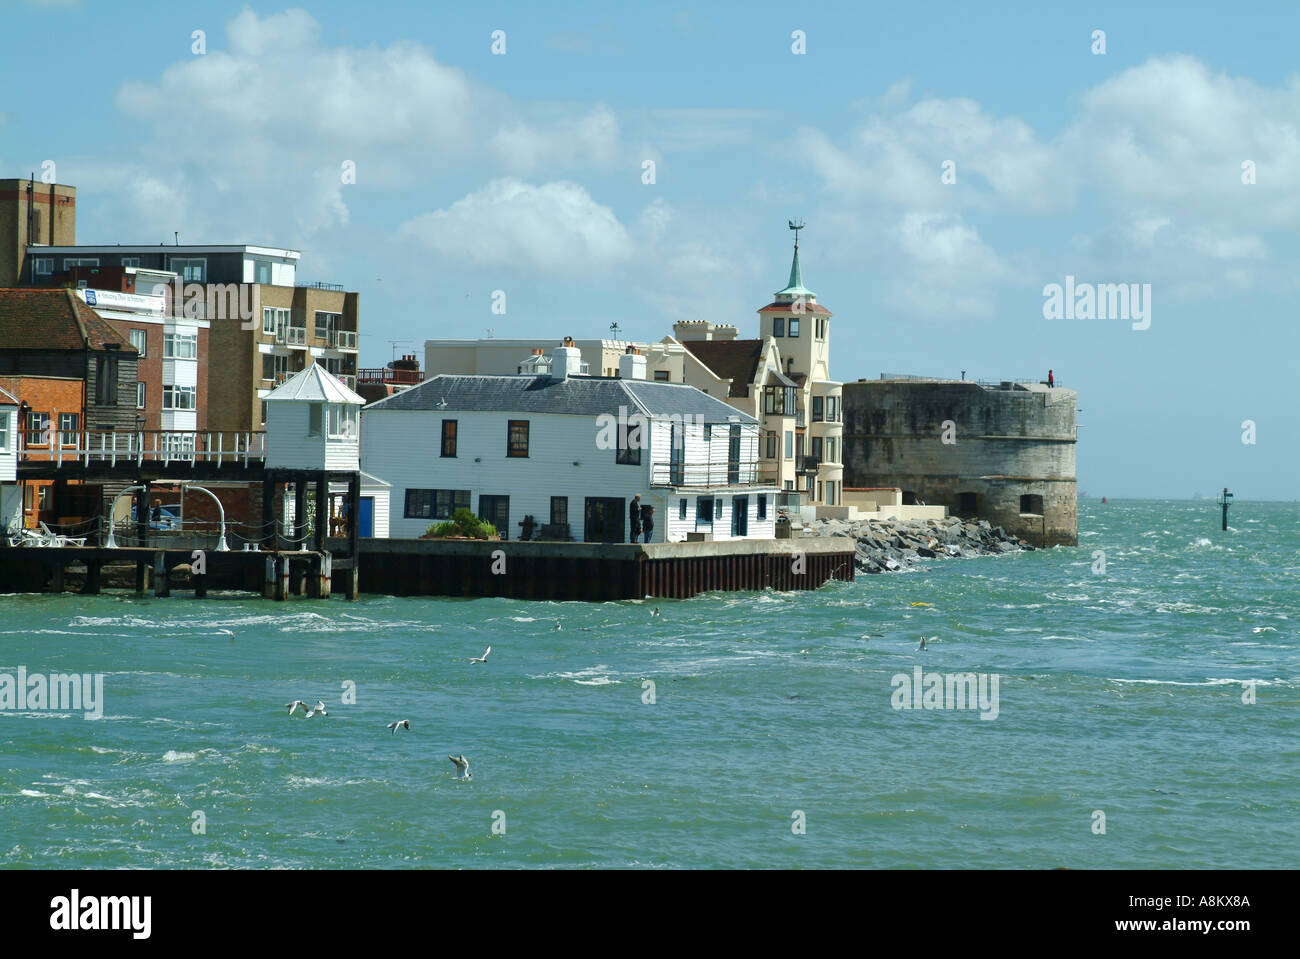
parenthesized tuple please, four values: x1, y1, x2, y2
(756, 219, 843, 510)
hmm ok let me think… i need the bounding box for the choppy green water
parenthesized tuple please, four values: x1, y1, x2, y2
(1, 500, 1296, 868)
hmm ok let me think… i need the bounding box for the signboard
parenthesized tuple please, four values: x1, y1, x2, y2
(76, 288, 165, 316)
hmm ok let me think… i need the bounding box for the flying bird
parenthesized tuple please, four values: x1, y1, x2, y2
(216, 628, 235, 637)
(650, 607, 661, 617)
(285, 700, 308, 716)
(555, 621, 564, 630)
(305, 700, 329, 718)
(448, 754, 471, 780)
(436, 397, 448, 409)
(917, 636, 929, 651)
(469, 646, 492, 664)
(387, 720, 410, 734)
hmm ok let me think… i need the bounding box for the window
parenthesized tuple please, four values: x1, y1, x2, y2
(254, 259, 272, 284)
(315, 311, 341, 342)
(308, 403, 322, 437)
(121, 257, 140, 269)
(812, 396, 824, 422)
(761, 431, 778, 458)
(788, 317, 800, 338)
(785, 430, 793, 459)
(507, 420, 529, 457)
(550, 497, 568, 526)
(170, 258, 205, 282)
(817, 481, 823, 501)
(615, 419, 641, 465)
(679, 498, 687, 520)
(262, 356, 275, 381)
(773, 317, 785, 337)
(260, 401, 267, 424)
(32, 257, 53, 276)
(27, 412, 49, 446)
(757, 494, 767, 520)
(441, 420, 457, 457)
(1020, 493, 1044, 515)
(404, 489, 471, 520)
(328, 404, 357, 438)
(164, 331, 198, 359)
(703, 423, 712, 443)
(136, 382, 146, 408)
(812, 437, 823, 461)
(0, 410, 7, 451)
(653, 370, 670, 381)
(129, 329, 147, 357)
(95, 356, 119, 405)
(162, 385, 196, 410)
(64, 257, 99, 269)
(262, 307, 290, 336)
(763, 385, 797, 415)
(697, 496, 714, 526)
(55, 412, 78, 443)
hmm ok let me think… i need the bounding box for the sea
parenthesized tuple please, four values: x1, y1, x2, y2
(1, 499, 1295, 869)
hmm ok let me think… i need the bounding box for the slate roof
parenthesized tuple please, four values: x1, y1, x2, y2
(757, 300, 832, 316)
(365, 373, 757, 424)
(0, 288, 136, 352)
(264, 363, 365, 404)
(680, 339, 764, 397)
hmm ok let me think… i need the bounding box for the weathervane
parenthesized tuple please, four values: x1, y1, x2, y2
(788, 218, 805, 251)
(609, 322, 622, 337)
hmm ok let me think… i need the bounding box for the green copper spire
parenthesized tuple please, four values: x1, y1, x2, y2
(776, 219, 814, 299)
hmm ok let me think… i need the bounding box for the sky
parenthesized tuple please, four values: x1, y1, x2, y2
(1, 0, 1297, 500)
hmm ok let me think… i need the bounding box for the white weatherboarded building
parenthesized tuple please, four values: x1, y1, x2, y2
(264, 364, 364, 471)
(0, 386, 18, 535)
(361, 355, 778, 543)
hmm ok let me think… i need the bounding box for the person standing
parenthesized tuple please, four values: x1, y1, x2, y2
(640, 504, 655, 544)
(628, 494, 642, 543)
(1047, 369, 1055, 388)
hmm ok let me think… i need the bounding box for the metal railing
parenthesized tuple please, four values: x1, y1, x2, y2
(19, 429, 267, 467)
(301, 282, 345, 291)
(650, 460, 760, 488)
(358, 368, 424, 385)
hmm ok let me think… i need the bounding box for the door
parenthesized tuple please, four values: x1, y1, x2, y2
(670, 422, 684, 486)
(478, 495, 510, 540)
(584, 497, 625, 543)
(731, 496, 748, 536)
(359, 496, 374, 538)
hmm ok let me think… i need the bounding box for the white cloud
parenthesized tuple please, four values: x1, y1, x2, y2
(398, 179, 632, 273)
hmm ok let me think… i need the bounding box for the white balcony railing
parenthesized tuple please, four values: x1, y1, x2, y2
(332, 329, 358, 350)
(285, 326, 307, 346)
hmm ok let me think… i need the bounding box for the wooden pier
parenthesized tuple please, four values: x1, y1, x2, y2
(0, 546, 359, 601)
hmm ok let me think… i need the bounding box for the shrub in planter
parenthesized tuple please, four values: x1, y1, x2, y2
(423, 508, 499, 540)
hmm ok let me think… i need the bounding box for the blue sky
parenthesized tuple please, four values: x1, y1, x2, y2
(2, 0, 1297, 499)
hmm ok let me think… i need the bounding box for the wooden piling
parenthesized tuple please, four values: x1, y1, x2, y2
(153, 552, 170, 598)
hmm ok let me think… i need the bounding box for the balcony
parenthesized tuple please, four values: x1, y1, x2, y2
(358, 367, 425, 385)
(650, 460, 762, 488)
(273, 325, 307, 347)
(19, 429, 267, 468)
(331, 329, 358, 351)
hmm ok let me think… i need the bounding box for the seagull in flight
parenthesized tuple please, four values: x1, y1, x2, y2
(650, 607, 661, 617)
(436, 397, 448, 409)
(387, 720, 410, 734)
(555, 621, 563, 630)
(469, 646, 492, 664)
(285, 700, 308, 716)
(216, 628, 235, 637)
(448, 754, 471, 780)
(305, 700, 329, 718)
(917, 636, 930, 651)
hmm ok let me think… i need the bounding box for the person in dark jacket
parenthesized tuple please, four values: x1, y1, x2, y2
(628, 494, 642, 543)
(640, 504, 655, 543)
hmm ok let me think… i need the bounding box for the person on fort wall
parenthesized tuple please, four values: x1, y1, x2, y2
(640, 504, 655, 544)
(629, 494, 642, 543)
(1047, 369, 1055, 388)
